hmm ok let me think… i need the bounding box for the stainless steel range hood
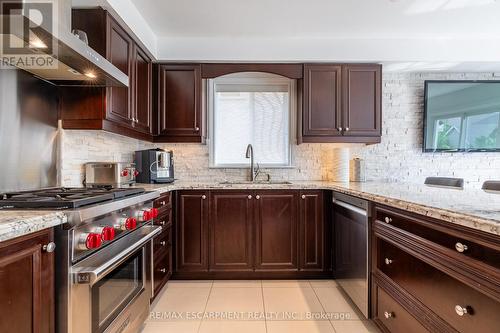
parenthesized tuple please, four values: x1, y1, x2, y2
(0, 1, 128, 87)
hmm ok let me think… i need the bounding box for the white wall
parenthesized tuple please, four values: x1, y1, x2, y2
(351, 72, 500, 188)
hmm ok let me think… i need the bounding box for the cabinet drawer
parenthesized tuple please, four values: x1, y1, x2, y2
(153, 227, 172, 256)
(153, 247, 171, 296)
(378, 239, 500, 333)
(154, 208, 172, 227)
(375, 284, 429, 333)
(375, 206, 500, 270)
(154, 192, 172, 212)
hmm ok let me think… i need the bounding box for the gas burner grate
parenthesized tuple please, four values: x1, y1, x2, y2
(0, 187, 146, 209)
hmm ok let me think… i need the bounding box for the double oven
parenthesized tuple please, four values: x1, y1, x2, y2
(55, 190, 161, 333)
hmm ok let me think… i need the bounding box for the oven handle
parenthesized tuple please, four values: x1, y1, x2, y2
(72, 225, 162, 286)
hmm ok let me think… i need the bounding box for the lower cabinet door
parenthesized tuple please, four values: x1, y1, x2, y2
(255, 191, 299, 271)
(209, 191, 253, 271)
(176, 191, 209, 272)
(299, 191, 324, 271)
(374, 284, 430, 333)
(0, 229, 54, 333)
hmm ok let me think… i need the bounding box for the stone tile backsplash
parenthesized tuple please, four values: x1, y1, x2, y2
(60, 72, 500, 189)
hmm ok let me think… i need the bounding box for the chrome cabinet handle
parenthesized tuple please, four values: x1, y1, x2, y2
(195, 127, 200, 131)
(43, 242, 56, 253)
(160, 241, 166, 246)
(159, 221, 166, 226)
(345, 127, 350, 131)
(455, 242, 468, 253)
(161, 201, 166, 205)
(201, 195, 207, 200)
(384, 217, 392, 224)
(455, 305, 469, 316)
(384, 311, 394, 319)
(384, 258, 393, 265)
(160, 268, 166, 273)
(301, 195, 306, 199)
(255, 195, 260, 200)
(248, 195, 252, 199)
(338, 127, 343, 131)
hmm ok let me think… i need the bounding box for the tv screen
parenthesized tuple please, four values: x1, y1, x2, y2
(424, 81, 500, 152)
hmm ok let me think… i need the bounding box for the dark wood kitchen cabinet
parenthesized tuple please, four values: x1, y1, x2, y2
(302, 64, 343, 138)
(155, 64, 204, 143)
(371, 204, 500, 333)
(175, 190, 209, 273)
(299, 190, 325, 271)
(209, 191, 253, 272)
(254, 191, 299, 271)
(60, 8, 153, 141)
(0, 229, 54, 333)
(342, 64, 381, 138)
(300, 63, 381, 144)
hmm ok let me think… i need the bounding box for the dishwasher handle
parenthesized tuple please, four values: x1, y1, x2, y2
(333, 199, 368, 217)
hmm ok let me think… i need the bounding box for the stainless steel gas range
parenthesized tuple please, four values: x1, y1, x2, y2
(1, 187, 162, 333)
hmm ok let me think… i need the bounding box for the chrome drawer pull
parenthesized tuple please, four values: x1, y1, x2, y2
(160, 268, 166, 273)
(301, 195, 306, 199)
(160, 241, 166, 246)
(455, 305, 469, 316)
(159, 221, 166, 226)
(43, 242, 56, 253)
(202, 195, 207, 200)
(256, 195, 260, 200)
(384, 217, 392, 224)
(384, 258, 393, 265)
(161, 201, 166, 205)
(384, 311, 394, 319)
(455, 242, 468, 253)
(248, 195, 252, 199)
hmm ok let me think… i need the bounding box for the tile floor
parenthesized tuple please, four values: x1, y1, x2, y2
(142, 280, 380, 333)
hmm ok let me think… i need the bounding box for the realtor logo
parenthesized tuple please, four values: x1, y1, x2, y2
(1, 1, 56, 69)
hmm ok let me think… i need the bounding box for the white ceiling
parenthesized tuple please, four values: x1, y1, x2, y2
(76, 0, 500, 70)
(130, 0, 500, 39)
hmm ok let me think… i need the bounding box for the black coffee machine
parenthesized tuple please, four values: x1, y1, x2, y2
(135, 149, 175, 183)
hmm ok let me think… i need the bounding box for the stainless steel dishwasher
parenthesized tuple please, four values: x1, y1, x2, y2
(332, 192, 370, 319)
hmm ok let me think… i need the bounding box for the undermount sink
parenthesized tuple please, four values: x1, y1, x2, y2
(219, 180, 293, 185)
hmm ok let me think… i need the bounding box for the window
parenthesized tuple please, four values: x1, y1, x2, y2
(208, 73, 295, 168)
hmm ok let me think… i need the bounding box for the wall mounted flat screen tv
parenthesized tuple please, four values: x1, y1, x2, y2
(424, 81, 500, 152)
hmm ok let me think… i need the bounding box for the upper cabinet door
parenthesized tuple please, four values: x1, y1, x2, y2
(303, 64, 342, 137)
(157, 64, 203, 142)
(342, 64, 382, 137)
(106, 17, 133, 126)
(133, 46, 152, 134)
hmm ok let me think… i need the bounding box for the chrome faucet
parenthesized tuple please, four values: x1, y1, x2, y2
(245, 144, 257, 182)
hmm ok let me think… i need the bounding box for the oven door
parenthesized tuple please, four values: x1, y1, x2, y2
(71, 225, 161, 333)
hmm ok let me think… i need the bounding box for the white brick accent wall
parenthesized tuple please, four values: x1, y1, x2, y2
(60, 72, 500, 189)
(351, 72, 500, 188)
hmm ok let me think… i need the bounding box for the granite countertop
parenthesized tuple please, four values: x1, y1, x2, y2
(0, 211, 67, 243)
(138, 180, 500, 236)
(1, 180, 500, 243)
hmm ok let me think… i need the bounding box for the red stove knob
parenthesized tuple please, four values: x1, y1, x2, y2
(150, 208, 159, 219)
(121, 169, 129, 177)
(125, 217, 137, 230)
(81, 233, 102, 250)
(116, 217, 137, 231)
(136, 209, 152, 222)
(133, 170, 139, 177)
(101, 226, 116, 241)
